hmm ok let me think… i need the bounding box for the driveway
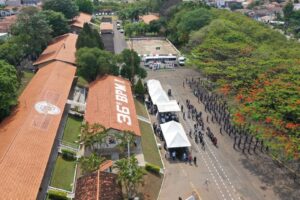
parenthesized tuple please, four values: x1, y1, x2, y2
(112, 19, 127, 54)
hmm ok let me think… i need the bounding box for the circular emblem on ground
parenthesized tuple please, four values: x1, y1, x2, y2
(34, 101, 61, 115)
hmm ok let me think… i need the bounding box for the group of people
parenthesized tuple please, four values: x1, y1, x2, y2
(185, 77, 268, 153)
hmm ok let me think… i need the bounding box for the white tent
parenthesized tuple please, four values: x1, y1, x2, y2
(156, 100, 180, 113)
(147, 79, 163, 96)
(160, 121, 191, 148)
(151, 90, 169, 104)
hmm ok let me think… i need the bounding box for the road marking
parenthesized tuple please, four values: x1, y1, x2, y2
(168, 82, 239, 200)
(190, 181, 203, 200)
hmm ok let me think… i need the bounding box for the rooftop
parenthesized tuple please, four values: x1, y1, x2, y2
(139, 14, 159, 24)
(85, 75, 141, 136)
(75, 171, 123, 200)
(71, 12, 92, 29)
(127, 37, 179, 56)
(33, 33, 78, 66)
(100, 22, 113, 31)
(0, 15, 17, 33)
(0, 61, 76, 199)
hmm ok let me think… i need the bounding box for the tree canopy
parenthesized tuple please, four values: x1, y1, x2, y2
(120, 49, 147, 83)
(11, 7, 52, 58)
(114, 156, 145, 199)
(76, 48, 119, 82)
(76, 23, 104, 49)
(40, 10, 70, 37)
(76, 0, 94, 14)
(0, 60, 19, 121)
(177, 7, 300, 160)
(43, 0, 79, 19)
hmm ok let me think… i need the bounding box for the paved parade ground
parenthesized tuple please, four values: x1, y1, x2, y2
(145, 67, 299, 200)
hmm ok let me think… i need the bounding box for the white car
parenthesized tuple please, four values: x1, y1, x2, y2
(119, 29, 124, 33)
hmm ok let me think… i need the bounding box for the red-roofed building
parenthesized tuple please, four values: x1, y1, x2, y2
(139, 13, 159, 24)
(33, 33, 78, 67)
(0, 61, 76, 199)
(84, 75, 141, 155)
(75, 170, 123, 200)
(71, 12, 92, 33)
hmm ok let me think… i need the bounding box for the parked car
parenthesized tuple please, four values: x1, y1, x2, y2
(119, 29, 124, 33)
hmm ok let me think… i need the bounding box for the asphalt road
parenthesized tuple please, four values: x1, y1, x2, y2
(113, 20, 127, 54)
(145, 68, 299, 200)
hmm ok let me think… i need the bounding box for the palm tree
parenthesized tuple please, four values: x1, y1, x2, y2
(79, 153, 106, 175)
(114, 156, 145, 199)
(116, 131, 136, 156)
(80, 122, 108, 152)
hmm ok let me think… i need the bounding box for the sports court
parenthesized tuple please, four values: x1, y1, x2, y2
(127, 37, 180, 56)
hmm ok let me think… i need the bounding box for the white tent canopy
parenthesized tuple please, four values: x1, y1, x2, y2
(151, 90, 169, 104)
(160, 121, 191, 148)
(156, 100, 180, 113)
(147, 79, 163, 96)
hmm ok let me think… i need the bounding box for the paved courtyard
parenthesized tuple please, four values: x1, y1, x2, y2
(146, 67, 299, 200)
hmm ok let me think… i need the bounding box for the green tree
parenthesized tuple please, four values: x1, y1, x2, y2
(283, 1, 294, 20)
(120, 49, 146, 83)
(43, 0, 79, 19)
(0, 36, 25, 66)
(79, 153, 106, 175)
(114, 156, 145, 199)
(0, 60, 19, 121)
(11, 7, 52, 58)
(76, 47, 119, 82)
(76, 0, 94, 14)
(134, 78, 145, 99)
(229, 2, 243, 11)
(40, 10, 70, 37)
(76, 23, 104, 49)
(116, 131, 136, 156)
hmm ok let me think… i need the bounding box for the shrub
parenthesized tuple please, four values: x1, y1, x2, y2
(48, 190, 68, 200)
(61, 149, 76, 161)
(145, 163, 161, 175)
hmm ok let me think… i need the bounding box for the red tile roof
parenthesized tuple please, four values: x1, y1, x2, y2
(100, 22, 113, 31)
(0, 15, 17, 33)
(139, 14, 159, 24)
(85, 75, 141, 136)
(75, 171, 123, 200)
(71, 12, 92, 29)
(0, 61, 76, 199)
(99, 160, 113, 171)
(33, 33, 78, 66)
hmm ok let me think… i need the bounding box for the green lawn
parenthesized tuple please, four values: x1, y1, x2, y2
(50, 156, 76, 191)
(139, 120, 163, 168)
(18, 71, 34, 96)
(134, 99, 148, 118)
(62, 116, 82, 147)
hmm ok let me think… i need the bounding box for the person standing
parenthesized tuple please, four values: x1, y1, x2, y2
(194, 156, 197, 166)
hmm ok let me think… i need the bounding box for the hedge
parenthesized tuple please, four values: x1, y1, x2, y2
(48, 190, 68, 200)
(145, 163, 161, 175)
(61, 149, 76, 161)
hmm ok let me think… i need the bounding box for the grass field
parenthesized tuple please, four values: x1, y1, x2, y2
(50, 156, 76, 191)
(134, 99, 148, 118)
(139, 120, 163, 168)
(18, 71, 34, 96)
(62, 116, 82, 147)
